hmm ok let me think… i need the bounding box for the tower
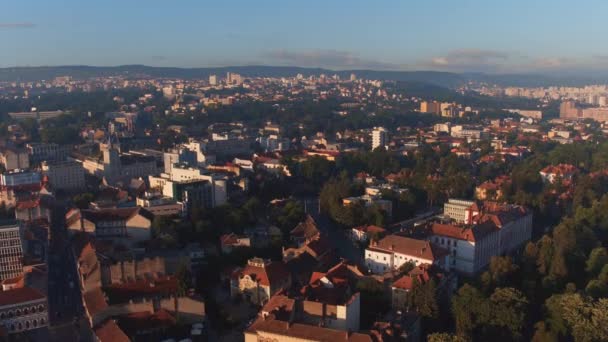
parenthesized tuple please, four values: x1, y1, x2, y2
(101, 133, 121, 179)
(372, 127, 388, 151)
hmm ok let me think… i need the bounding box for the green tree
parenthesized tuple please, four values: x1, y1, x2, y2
(481, 256, 519, 292)
(488, 287, 528, 341)
(585, 279, 608, 298)
(556, 294, 608, 342)
(407, 278, 439, 318)
(585, 247, 608, 277)
(451, 284, 489, 339)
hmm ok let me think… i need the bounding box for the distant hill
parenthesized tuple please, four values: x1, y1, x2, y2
(0, 64, 604, 87)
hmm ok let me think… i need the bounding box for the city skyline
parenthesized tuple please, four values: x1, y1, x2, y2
(3, 0, 608, 74)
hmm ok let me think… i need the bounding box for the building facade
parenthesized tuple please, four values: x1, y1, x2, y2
(365, 235, 449, 274)
(0, 287, 48, 335)
(0, 222, 24, 281)
(41, 161, 86, 191)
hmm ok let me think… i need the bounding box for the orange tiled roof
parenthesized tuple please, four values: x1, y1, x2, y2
(94, 319, 130, 342)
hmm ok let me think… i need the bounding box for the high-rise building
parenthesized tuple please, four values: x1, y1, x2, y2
(350, 73, 357, 81)
(209, 74, 218, 86)
(559, 100, 581, 118)
(0, 221, 24, 281)
(420, 101, 441, 114)
(226, 72, 243, 85)
(371, 127, 388, 150)
(599, 96, 607, 107)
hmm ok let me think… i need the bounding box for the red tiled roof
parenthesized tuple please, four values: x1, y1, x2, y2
(238, 261, 289, 287)
(16, 199, 40, 210)
(1, 274, 25, 287)
(94, 319, 130, 342)
(83, 288, 108, 316)
(249, 319, 372, 341)
(431, 223, 476, 242)
(305, 237, 331, 258)
(0, 287, 44, 306)
(78, 207, 154, 223)
(371, 235, 447, 261)
(392, 266, 432, 290)
(117, 309, 175, 333)
(220, 233, 238, 245)
(104, 276, 177, 303)
(261, 294, 295, 321)
(290, 215, 320, 240)
(353, 225, 386, 234)
(540, 163, 577, 175)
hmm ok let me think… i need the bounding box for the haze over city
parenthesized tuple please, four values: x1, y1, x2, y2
(3, 0, 608, 74)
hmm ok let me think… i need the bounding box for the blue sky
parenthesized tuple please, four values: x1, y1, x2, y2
(2, 0, 608, 73)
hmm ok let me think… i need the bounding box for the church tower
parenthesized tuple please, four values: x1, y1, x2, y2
(101, 132, 121, 179)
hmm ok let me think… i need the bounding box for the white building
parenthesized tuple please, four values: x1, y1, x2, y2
(148, 167, 227, 209)
(443, 199, 479, 224)
(365, 234, 449, 274)
(182, 140, 216, 166)
(450, 125, 488, 141)
(80, 135, 158, 183)
(430, 202, 532, 274)
(209, 74, 218, 86)
(371, 127, 388, 150)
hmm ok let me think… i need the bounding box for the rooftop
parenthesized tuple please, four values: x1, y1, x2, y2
(0, 287, 45, 307)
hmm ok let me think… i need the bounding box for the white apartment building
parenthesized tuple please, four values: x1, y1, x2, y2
(365, 234, 449, 274)
(443, 199, 479, 224)
(371, 127, 388, 150)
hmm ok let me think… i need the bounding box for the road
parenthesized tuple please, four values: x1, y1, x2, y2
(389, 207, 442, 233)
(47, 203, 90, 341)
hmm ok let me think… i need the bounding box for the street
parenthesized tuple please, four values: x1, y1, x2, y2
(47, 203, 90, 341)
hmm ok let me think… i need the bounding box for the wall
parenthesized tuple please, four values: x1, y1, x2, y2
(126, 214, 152, 242)
(365, 249, 393, 274)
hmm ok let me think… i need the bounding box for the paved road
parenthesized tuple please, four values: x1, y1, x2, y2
(389, 208, 441, 233)
(47, 203, 89, 341)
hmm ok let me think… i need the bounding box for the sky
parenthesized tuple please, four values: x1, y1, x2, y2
(2, 0, 608, 74)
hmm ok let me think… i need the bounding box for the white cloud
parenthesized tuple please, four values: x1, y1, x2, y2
(263, 49, 399, 70)
(0, 23, 36, 29)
